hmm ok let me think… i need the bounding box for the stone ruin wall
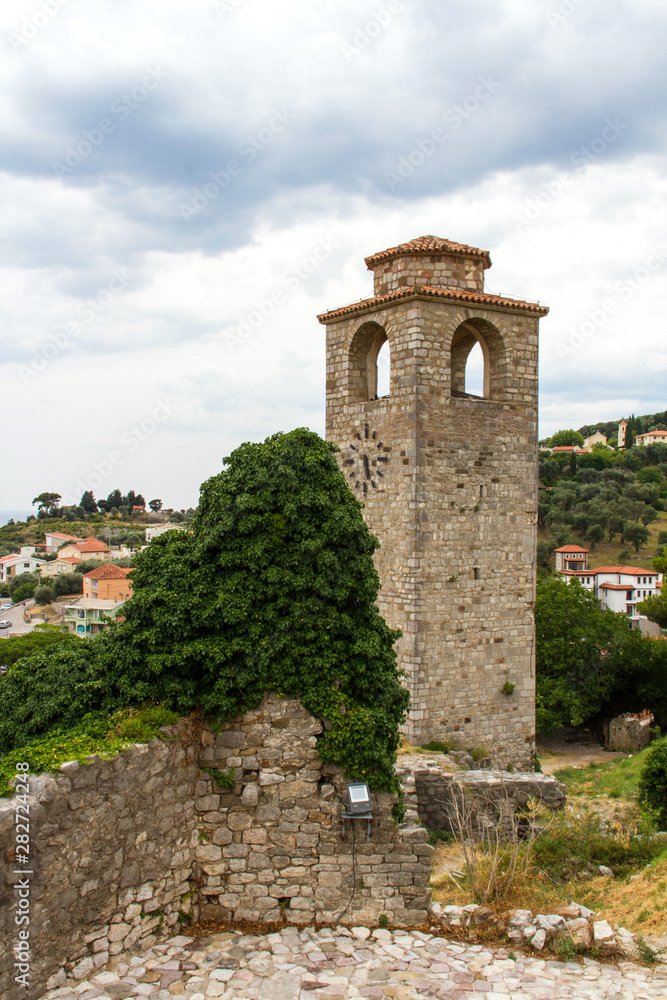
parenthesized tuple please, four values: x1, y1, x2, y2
(397, 755, 566, 837)
(603, 711, 654, 753)
(194, 694, 431, 928)
(0, 695, 432, 1000)
(0, 737, 200, 1000)
(0, 693, 569, 1000)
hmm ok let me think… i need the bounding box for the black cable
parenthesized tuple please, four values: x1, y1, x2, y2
(333, 811, 356, 925)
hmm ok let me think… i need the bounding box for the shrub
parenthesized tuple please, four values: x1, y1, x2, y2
(33, 585, 55, 606)
(52, 572, 83, 596)
(638, 736, 667, 829)
(533, 812, 659, 877)
(421, 739, 455, 754)
(8, 573, 38, 599)
(0, 627, 77, 666)
(0, 707, 178, 796)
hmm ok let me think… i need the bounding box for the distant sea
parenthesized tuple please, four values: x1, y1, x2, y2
(0, 510, 33, 526)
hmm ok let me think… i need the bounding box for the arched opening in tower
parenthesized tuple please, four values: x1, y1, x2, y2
(376, 339, 390, 397)
(464, 341, 484, 397)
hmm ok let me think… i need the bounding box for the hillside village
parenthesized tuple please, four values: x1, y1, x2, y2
(536, 413, 667, 635)
(0, 496, 192, 638)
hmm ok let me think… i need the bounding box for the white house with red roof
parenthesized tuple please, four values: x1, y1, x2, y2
(0, 547, 46, 583)
(558, 560, 663, 631)
(635, 429, 667, 446)
(553, 544, 590, 572)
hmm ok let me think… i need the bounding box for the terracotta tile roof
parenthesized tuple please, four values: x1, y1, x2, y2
(317, 285, 549, 323)
(74, 537, 110, 553)
(591, 566, 657, 576)
(364, 236, 492, 270)
(555, 545, 589, 553)
(48, 532, 81, 541)
(84, 564, 132, 580)
(599, 582, 636, 590)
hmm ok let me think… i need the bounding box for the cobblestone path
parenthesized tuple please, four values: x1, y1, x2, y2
(40, 926, 667, 1000)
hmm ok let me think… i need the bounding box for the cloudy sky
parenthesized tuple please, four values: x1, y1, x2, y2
(2, 0, 666, 512)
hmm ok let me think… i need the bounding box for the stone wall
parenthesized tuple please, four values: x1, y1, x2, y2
(0, 737, 199, 1000)
(0, 696, 432, 1000)
(193, 693, 432, 927)
(603, 711, 654, 752)
(369, 251, 486, 296)
(397, 754, 566, 836)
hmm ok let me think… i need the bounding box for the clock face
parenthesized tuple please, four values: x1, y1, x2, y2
(342, 423, 389, 493)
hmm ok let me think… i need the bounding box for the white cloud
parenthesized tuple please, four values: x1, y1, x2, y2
(1, 0, 666, 508)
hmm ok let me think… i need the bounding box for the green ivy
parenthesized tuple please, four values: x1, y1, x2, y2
(0, 429, 408, 800)
(0, 706, 177, 796)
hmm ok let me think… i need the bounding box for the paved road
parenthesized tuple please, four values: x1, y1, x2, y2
(0, 598, 36, 638)
(38, 925, 667, 1000)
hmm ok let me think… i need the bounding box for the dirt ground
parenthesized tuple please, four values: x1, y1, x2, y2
(536, 729, 629, 773)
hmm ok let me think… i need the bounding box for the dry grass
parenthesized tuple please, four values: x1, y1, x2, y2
(431, 839, 667, 936)
(429, 762, 667, 939)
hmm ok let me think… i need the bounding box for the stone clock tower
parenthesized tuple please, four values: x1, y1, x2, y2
(317, 236, 548, 768)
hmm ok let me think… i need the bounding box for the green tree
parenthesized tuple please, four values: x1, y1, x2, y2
(537, 540, 555, 567)
(32, 492, 61, 513)
(0, 626, 77, 666)
(625, 416, 635, 450)
(52, 573, 83, 597)
(0, 429, 408, 796)
(8, 573, 39, 599)
(623, 522, 649, 553)
(79, 491, 98, 513)
(104, 489, 123, 511)
(548, 429, 584, 448)
(148, 499, 163, 513)
(535, 577, 657, 732)
(637, 468, 665, 485)
(638, 737, 667, 829)
(652, 548, 667, 575)
(637, 592, 667, 630)
(33, 585, 56, 606)
(585, 523, 605, 550)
